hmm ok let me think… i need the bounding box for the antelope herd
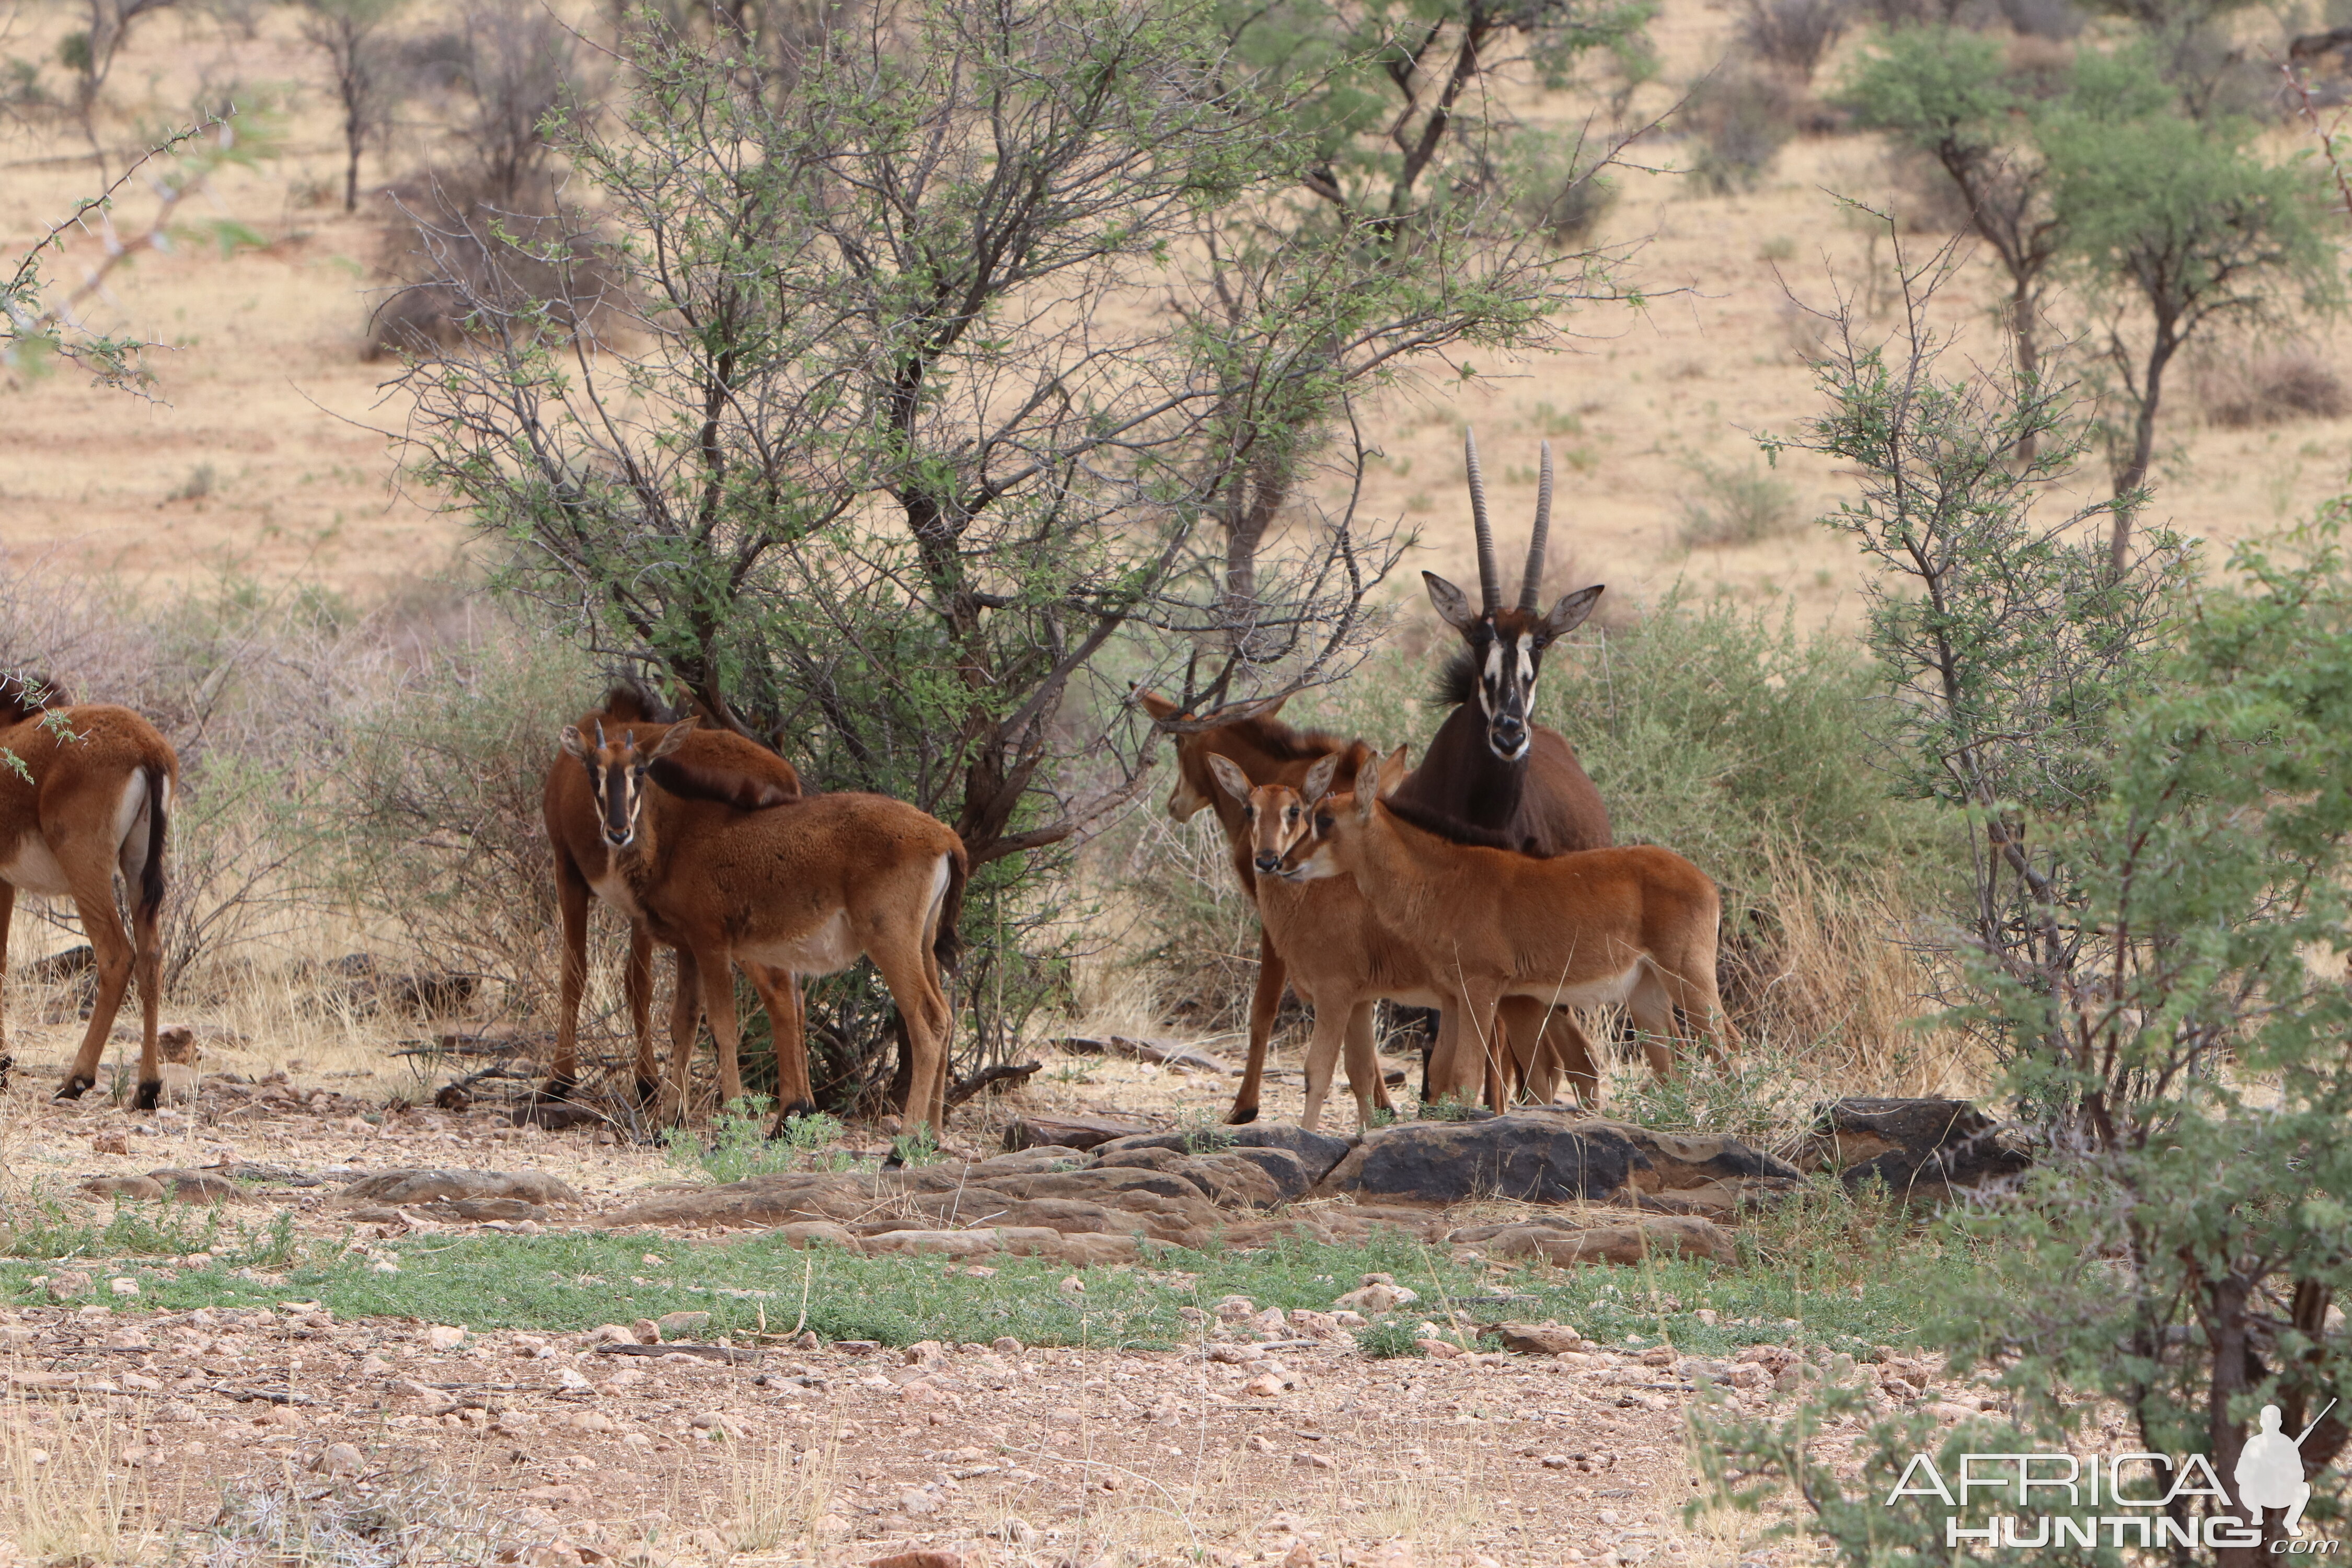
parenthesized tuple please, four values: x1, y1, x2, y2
(0, 431, 1735, 1141)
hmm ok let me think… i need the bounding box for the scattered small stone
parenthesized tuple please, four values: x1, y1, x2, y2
(426, 1324, 467, 1350)
(992, 1335, 1023, 1355)
(654, 1310, 709, 1339)
(44, 1271, 92, 1302)
(108, 1277, 140, 1297)
(91, 1132, 129, 1156)
(316, 1443, 365, 1477)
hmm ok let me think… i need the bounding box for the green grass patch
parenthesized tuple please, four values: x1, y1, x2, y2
(0, 1190, 1978, 1357)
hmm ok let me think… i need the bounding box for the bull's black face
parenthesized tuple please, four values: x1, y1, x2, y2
(1422, 577, 1605, 765)
(1471, 614, 1544, 764)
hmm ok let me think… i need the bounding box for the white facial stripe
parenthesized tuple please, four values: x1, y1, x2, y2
(1481, 641, 1504, 717)
(1517, 633, 1535, 696)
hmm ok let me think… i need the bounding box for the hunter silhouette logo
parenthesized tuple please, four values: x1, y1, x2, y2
(1886, 1396, 2342, 1553)
(2238, 1401, 2334, 1538)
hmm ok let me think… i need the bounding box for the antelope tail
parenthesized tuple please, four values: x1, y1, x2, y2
(136, 764, 169, 923)
(933, 843, 970, 971)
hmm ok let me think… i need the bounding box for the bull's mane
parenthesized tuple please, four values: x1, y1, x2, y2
(1432, 648, 1477, 712)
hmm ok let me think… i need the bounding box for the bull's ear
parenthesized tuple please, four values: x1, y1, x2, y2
(1423, 571, 1478, 632)
(1540, 584, 1604, 642)
(1301, 752, 1340, 806)
(559, 726, 589, 760)
(649, 719, 697, 759)
(1136, 690, 1180, 722)
(1207, 753, 1254, 805)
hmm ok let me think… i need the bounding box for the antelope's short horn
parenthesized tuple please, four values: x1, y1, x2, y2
(594, 719, 608, 750)
(1520, 441, 1553, 612)
(1465, 427, 1501, 615)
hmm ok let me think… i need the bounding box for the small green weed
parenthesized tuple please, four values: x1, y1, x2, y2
(1358, 1320, 1424, 1358)
(888, 1126, 941, 1168)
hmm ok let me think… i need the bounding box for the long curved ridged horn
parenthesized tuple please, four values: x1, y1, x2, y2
(1465, 427, 1501, 614)
(1520, 441, 1553, 612)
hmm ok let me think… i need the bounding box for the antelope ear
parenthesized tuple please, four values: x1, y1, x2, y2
(1136, 690, 1180, 722)
(1540, 584, 1604, 642)
(649, 719, 697, 759)
(1207, 752, 1254, 805)
(1301, 752, 1340, 806)
(559, 725, 590, 760)
(1422, 571, 1478, 632)
(1377, 745, 1411, 797)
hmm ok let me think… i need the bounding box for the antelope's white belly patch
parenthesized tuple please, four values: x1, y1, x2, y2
(1504, 963, 1641, 1011)
(742, 910, 858, 975)
(0, 833, 71, 896)
(586, 868, 644, 922)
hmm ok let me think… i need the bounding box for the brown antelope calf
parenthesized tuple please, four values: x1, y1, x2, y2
(1135, 690, 1388, 1124)
(1205, 751, 1574, 1128)
(559, 720, 967, 1135)
(0, 675, 178, 1108)
(1281, 747, 1731, 1106)
(542, 687, 804, 1113)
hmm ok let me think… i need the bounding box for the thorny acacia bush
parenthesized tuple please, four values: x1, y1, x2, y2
(1764, 236, 2193, 1096)
(1107, 590, 1961, 1102)
(1698, 529, 2352, 1568)
(385, 0, 1636, 1085)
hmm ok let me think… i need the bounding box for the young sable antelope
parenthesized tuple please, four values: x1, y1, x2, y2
(542, 686, 803, 1112)
(1136, 690, 1389, 1124)
(559, 720, 968, 1135)
(1281, 747, 1731, 1106)
(1206, 750, 1575, 1127)
(0, 676, 177, 1108)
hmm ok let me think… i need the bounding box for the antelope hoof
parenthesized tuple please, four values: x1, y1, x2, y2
(1225, 1104, 1260, 1126)
(633, 1076, 662, 1109)
(54, 1074, 96, 1102)
(536, 1076, 579, 1105)
(0, 1053, 12, 1091)
(134, 1079, 162, 1112)
(766, 1100, 821, 1139)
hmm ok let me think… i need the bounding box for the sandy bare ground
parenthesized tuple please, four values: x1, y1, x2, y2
(5, 0, 2346, 620)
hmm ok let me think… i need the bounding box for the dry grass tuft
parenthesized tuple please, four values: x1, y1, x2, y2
(0, 1397, 171, 1567)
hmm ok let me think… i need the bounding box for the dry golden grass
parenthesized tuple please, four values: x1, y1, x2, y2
(0, 1396, 173, 1567)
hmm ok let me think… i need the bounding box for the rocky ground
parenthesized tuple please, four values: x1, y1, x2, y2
(0, 1017, 2015, 1567)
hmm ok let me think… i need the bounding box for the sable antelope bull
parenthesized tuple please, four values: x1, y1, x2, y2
(1388, 431, 1619, 1100)
(1389, 431, 1610, 856)
(0, 674, 177, 1108)
(1281, 747, 1731, 1105)
(1205, 750, 1577, 1127)
(559, 720, 968, 1135)
(1135, 691, 1388, 1124)
(542, 686, 804, 1113)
